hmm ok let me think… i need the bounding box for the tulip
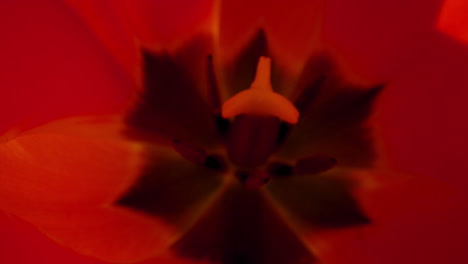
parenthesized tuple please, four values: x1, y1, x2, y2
(1, 0, 468, 264)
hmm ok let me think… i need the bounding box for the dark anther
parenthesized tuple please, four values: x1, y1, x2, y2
(215, 115, 230, 136)
(266, 162, 294, 177)
(294, 75, 326, 114)
(235, 171, 249, 182)
(276, 122, 291, 145)
(172, 139, 207, 165)
(294, 155, 337, 175)
(204, 155, 228, 172)
(235, 169, 271, 190)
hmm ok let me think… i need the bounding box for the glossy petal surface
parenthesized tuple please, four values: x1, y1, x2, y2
(0, 134, 139, 207)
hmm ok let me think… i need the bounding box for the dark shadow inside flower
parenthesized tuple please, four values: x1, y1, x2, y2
(171, 184, 316, 264)
(266, 173, 370, 229)
(125, 38, 220, 147)
(116, 147, 224, 226)
(277, 55, 383, 168)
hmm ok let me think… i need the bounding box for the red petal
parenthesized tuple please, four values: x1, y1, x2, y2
(217, 0, 266, 62)
(119, 0, 214, 49)
(0, 133, 141, 208)
(0, 210, 106, 264)
(312, 174, 468, 264)
(264, 0, 324, 74)
(0, 0, 134, 139)
(322, 0, 443, 80)
(22, 207, 175, 263)
(374, 35, 468, 190)
(0, 133, 179, 262)
(437, 0, 468, 44)
(64, 0, 140, 80)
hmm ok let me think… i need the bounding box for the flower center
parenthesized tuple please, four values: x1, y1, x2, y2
(119, 35, 379, 263)
(170, 56, 337, 190)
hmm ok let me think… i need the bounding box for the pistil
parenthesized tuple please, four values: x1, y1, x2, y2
(226, 115, 281, 167)
(221, 57, 300, 167)
(169, 56, 339, 188)
(221, 56, 300, 124)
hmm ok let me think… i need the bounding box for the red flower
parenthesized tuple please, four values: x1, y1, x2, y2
(1, 0, 468, 264)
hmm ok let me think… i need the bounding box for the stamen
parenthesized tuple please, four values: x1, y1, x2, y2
(172, 139, 227, 171)
(294, 155, 337, 175)
(266, 162, 294, 177)
(204, 154, 227, 172)
(221, 56, 300, 124)
(236, 169, 271, 190)
(172, 139, 207, 165)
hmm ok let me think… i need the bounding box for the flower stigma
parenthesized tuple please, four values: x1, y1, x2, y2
(221, 56, 300, 124)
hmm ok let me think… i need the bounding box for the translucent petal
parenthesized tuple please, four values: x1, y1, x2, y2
(0, 133, 141, 207)
(0, 210, 106, 264)
(0, 133, 181, 262)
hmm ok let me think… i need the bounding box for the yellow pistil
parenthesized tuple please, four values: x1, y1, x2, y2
(221, 56, 300, 124)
